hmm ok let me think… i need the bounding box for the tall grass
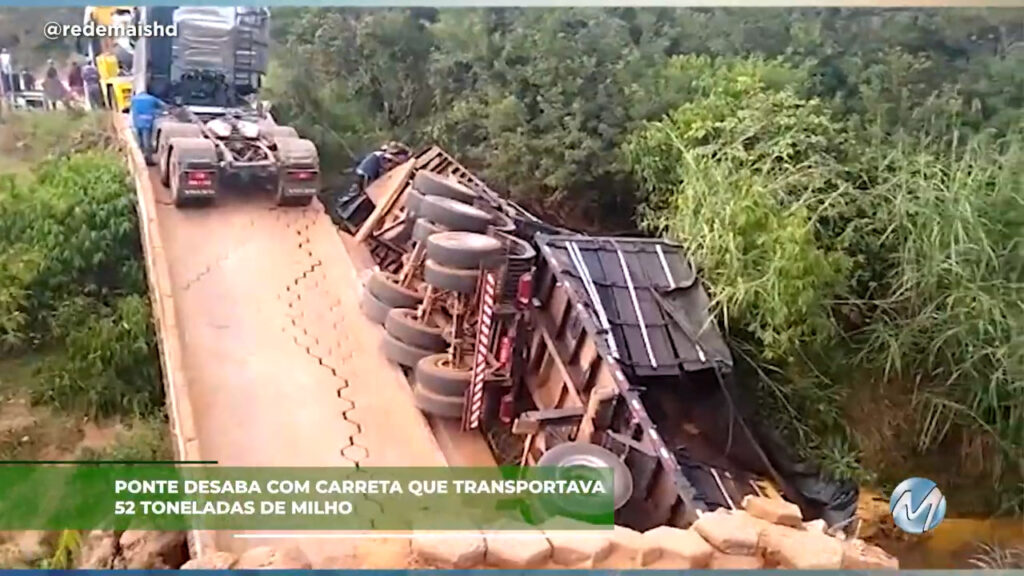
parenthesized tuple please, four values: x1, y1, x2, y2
(625, 58, 1023, 511)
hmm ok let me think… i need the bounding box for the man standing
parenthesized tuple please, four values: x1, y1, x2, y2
(82, 62, 101, 110)
(130, 89, 165, 165)
(42, 60, 66, 110)
(67, 61, 84, 100)
(0, 49, 12, 106)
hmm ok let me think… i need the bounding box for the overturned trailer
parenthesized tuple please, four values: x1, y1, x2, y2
(342, 147, 858, 531)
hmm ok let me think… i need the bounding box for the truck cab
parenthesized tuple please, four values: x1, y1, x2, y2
(137, 7, 320, 209)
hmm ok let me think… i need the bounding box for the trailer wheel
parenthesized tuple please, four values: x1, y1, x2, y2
(413, 172, 477, 205)
(424, 259, 480, 294)
(414, 353, 473, 397)
(419, 196, 492, 234)
(413, 218, 447, 244)
(385, 309, 447, 352)
(366, 271, 424, 308)
(359, 290, 392, 325)
(382, 332, 435, 367)
(537, 442, 634, 511)
(412, 382, 465, 419)
(497, 232, 538, 264)
(406, 189, 426, 216)
(426, 231, 504, 270)
(490, 211, 517, 234)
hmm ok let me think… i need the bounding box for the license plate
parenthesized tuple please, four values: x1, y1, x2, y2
(284, 188, 317, 197)
(183, 188, 216, 196)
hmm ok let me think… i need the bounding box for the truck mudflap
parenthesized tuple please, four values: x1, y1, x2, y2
(169, 137, 219, 206)
(275, 137, 320, 206)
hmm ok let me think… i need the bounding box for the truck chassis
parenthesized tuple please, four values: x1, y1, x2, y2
(152, 107, 320, 208)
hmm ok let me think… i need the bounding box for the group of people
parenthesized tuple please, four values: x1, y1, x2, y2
(0, 48, 104, 110)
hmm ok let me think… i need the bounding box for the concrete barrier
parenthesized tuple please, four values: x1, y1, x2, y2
(113, 114, 213, 558)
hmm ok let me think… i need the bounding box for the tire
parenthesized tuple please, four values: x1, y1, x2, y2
(169, 139, 217, 208)
(536, 442, 634, 511)
(497, 232, 538, 263)
(412, 383, 465, 419)
(412, 218, 446, 244)
(366, 271, 424, 308)
(419, 195, 492, 234)
(276, 137, 319, 167)
(424, 259, 480, 294)
(381, 332, 435, 367)
(413, 171, 477, 204)
(406, 189, 426, 216)
(385, 309, 447, 352)
(426, 231, 504, 270)
(490, 211, 517, 233)
(157, 123, 202, 186)
(415, 353, 473, 397)
(360, 290, 392, 325)
(266, 125, 299, 141)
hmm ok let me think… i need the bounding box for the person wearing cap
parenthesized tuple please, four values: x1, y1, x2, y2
(354, 141, 411, 189)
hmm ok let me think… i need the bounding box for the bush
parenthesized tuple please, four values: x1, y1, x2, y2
(0, 120, 160, 419)
(627, 56, 1023, 511)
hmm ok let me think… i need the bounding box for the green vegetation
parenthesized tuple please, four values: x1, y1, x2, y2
(270, 8, 1023, 513)
(0, 111, 159, 418)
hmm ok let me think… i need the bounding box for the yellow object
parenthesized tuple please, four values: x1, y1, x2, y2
(95, 53, 119, 82)
(84, 7, 137, 112)
(104, 78, 133, 112)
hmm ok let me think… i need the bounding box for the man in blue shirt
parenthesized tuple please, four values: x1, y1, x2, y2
(355, 141, 411, 189)
(130, 90, 165, 164)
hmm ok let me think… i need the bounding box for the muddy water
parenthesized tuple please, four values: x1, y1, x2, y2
(876, 518, 1024, 568)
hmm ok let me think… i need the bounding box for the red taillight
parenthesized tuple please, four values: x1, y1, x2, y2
(288, 170, 317, 181)
(499, 392, 515, 424)
(498, 335, 513, 368)
(516, 272, 533, 309)
(185, 171, 213, 186)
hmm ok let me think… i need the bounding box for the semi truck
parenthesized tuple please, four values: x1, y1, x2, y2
(134, 7, 320, 207)
(349, 147, 862, 533)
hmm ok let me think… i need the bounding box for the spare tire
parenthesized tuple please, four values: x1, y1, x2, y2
(413, 172, 477, 204)
(419, 196, 492, 234)
(536, 442, 634, 511)
(426, 232, 504, 270)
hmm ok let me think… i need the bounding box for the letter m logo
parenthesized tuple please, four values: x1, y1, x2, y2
(891, 484, 944, 533)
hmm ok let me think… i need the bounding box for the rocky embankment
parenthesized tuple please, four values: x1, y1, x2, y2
(79, 496, 898, 570)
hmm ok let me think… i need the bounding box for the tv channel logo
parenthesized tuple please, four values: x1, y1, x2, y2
(889, 477, 946, 534)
